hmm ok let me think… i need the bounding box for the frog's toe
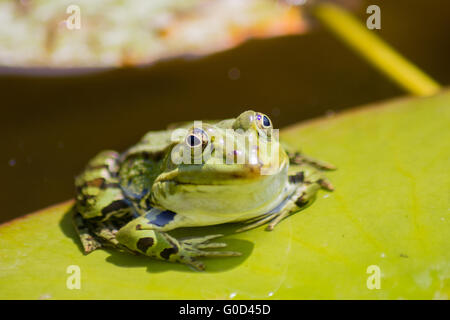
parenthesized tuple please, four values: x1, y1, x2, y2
(196, 250, 241, 257)
(196, 242, 227, 249)
(318, 177, 335, 191)
(191, 261, 206, 271)
(81, 235, 102, 253)
(184, 247, 241, 258)
(235, 213, 276, 233)
(179, 256, 205, 271)
(179, 235, 241, 263)
(182, 234, 224, 245)
(178, 247, 240, 271)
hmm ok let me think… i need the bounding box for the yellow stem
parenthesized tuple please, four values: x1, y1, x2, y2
(312, 2, 441, 96)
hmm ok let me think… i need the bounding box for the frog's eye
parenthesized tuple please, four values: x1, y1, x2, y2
(255, 113, 273, 137)
(186, 134, 202, 147)
(185, 128, 209, 150)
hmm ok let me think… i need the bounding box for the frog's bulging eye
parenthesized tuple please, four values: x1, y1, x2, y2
(255, 113, 273, 138)
(186, 135, 202, 147)
(185, 128, 209, 151)
(256, 113, 272, 129)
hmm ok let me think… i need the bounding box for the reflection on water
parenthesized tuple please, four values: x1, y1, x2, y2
(1, 0, 449, 223)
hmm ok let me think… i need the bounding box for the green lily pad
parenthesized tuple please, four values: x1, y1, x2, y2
(1, 91, 449, 299)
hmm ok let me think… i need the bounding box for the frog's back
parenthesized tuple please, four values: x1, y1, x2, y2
(121, 129, 176, 159)
(75, 150, 130, 220)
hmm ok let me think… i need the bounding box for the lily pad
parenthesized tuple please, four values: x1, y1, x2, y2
(0, 0, 306, 68)
(0, 90, 449, 299)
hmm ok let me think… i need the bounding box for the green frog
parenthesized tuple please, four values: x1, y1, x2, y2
(73, 110, 335, 270)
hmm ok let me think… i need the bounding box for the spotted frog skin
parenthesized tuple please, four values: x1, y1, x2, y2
(73, 110, 335, 270)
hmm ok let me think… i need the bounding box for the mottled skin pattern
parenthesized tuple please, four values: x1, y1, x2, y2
(73, 111, 335, 270)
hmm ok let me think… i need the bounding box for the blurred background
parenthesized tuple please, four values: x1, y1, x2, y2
(1, 0, 449, 223)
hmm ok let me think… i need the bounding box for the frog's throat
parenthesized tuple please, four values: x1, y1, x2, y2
(150, 165, 292, 225)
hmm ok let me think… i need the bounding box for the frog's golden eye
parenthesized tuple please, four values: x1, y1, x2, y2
(255, 113, 273, 137)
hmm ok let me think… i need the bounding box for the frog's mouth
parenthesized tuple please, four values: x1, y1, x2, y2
(155, 161, 287, 186)
(156, 163, 263, 185)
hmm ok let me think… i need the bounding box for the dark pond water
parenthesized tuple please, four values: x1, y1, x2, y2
(1, 0, 449, 223)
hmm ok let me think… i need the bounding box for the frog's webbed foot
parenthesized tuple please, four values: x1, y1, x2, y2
(178, 234, 241, 270)
(115, 217, 240, 271)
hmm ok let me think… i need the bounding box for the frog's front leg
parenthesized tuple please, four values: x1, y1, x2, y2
(289, 151, 336, 170)
(115, 216, 240, 270)
(237, 163, 334, 232)
(266, 163, 334, 230)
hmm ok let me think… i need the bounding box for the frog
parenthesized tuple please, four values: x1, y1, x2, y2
(73, 110, 335, 270)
